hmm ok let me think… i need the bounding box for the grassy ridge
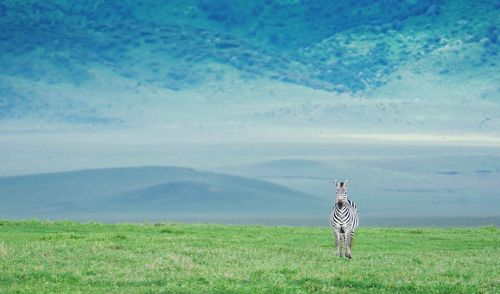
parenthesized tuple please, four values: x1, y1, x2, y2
(0, 221, 498, 293)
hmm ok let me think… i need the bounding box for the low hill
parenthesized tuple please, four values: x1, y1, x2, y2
(0, 166, 323, 222)
(220, 156, 500, 223)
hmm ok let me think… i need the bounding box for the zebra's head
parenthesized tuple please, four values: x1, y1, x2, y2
(335, 179, 348, 205)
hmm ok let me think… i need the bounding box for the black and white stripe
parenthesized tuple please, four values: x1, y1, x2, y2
(330, 180, 359, 258)
(330, 198, 358, 229)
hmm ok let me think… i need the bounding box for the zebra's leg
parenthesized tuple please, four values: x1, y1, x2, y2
(349, 233, 354, 251)
(333, 228, 343, 257)
(340, 234, 346, 257)
(345, 230, 354, 259)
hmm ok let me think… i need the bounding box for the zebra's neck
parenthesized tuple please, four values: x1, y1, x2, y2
(334, 197, 352, 209)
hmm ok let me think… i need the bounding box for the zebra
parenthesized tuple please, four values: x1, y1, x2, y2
(329, 179, 359, 258)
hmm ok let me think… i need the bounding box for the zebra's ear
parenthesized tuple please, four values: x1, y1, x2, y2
(334, 179, 338, 187)
(345, 179, 349, 187)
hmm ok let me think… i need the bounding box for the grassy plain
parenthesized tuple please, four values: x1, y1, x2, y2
(0, 220, 498, 293)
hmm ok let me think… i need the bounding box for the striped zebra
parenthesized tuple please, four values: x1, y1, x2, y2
(329, 180, 359, 258)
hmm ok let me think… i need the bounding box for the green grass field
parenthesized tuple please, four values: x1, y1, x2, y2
(0, 220, 498, 293)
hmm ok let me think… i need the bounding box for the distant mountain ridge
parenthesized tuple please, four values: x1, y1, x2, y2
(0, 0, 498, 136)
(1, 0, 497, 94)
